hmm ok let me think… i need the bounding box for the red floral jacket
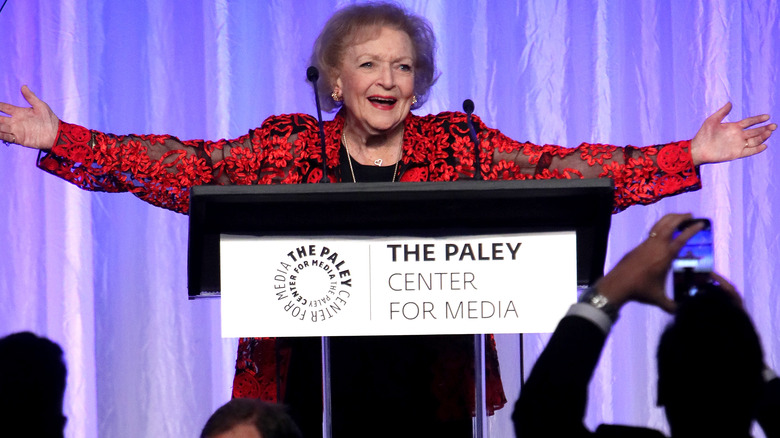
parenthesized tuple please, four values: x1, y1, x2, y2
(38, 110, 700, 214)
(37, 110, 701, 417)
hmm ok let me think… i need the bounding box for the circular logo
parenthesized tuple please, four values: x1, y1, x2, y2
(271, 244, 353, 323)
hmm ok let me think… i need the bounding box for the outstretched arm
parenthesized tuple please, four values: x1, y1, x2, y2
(1, 86, 320, 214)
(0, 86, 60, 150)
(480, 104, 774, 212)
(480, 118, 702, 213)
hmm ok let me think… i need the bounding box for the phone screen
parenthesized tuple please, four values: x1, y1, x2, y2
(672, 219, 713, 301)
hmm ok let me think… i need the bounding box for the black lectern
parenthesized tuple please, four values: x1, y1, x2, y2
(188, 179, 613, 437)
(188, 179, 613, 297)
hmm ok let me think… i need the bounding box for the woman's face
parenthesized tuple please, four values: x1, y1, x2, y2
(335, 26, 416, 137)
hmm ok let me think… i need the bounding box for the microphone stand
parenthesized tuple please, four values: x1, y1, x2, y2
(307, 66, 332, 438)
(463, 99, 487, 438)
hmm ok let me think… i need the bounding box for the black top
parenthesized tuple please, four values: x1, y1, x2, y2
(338, 145, 398, 183)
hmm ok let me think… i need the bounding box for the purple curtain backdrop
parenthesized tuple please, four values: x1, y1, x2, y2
(1, 1, 778, 437)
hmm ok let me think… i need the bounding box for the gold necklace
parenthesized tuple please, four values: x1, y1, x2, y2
(341, 130, 400, 183)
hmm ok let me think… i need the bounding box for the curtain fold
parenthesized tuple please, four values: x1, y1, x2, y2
(1, 1, 778, 436)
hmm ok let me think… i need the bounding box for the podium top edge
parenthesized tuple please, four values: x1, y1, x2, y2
(190, 179, 614, 198)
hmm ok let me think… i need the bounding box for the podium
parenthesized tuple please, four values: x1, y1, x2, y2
(188, 179, 613, 437)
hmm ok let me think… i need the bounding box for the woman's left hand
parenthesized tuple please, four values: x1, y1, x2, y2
(690, 102, 776, 166)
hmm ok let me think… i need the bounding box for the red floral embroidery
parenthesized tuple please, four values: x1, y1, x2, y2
(232, 371, 263, 399)
(66, 143, 93, 164)
(579, 143, 617, 166)
(400, 166, 428, 182)
(489, 160, 526, 181)
(544, 144, 578, 159)
(536, 167, 582, 180)
(306, 168, 323, 183)
(656, 142, 692, 174)
(656, 174, 686, 196)
(66, 124, 92, 143)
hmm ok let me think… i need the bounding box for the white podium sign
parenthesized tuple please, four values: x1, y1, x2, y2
(220, 232, 576, 337)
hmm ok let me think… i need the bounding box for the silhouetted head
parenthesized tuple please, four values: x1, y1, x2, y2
(0, 331, 67, 438)
(201, 398, 302, 438)
(657, 284, 764, 436)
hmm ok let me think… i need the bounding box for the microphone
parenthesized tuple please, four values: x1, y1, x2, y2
(306, 66, 318, 83)
(463, 99, 482, 180)
(462, 99, 474, 114)
(307, 66, 330, 183)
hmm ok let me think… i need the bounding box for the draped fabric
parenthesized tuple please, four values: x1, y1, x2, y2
(0, 1, 778, 437)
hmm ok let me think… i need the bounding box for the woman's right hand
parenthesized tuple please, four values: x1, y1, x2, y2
(0, 85, 60, 150)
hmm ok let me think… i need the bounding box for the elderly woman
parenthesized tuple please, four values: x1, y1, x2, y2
(0, 2, 775, 436)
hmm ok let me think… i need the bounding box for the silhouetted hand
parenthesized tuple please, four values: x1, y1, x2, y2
(596, 213, 705, 313)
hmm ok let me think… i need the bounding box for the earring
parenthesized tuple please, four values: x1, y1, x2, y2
(411, 95, 418, 105)
(331, 90, 342, 102)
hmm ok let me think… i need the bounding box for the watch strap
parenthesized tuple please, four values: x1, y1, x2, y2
(578, 286, 619, 323)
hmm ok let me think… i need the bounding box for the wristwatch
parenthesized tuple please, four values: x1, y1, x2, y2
(579, 286, 619, 323)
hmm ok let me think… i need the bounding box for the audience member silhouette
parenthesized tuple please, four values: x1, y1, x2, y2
(656, 282, 772, 437)
(0, 331, 68, 438)
(201, 398, 303, 438)
(513, 213, 780, 437)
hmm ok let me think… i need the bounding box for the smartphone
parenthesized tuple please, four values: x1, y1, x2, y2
(672, 218, 713, 302)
